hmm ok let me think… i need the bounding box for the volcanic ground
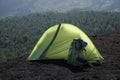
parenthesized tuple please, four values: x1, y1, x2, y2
(0, 32, 120, 80)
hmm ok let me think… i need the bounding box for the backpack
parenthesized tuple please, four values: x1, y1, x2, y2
(68, 38, 88, 66)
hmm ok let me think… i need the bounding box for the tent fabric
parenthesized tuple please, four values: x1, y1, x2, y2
(27, 23, 104, 65)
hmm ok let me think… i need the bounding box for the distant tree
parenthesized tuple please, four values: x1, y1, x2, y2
(0, 10, 120, 63)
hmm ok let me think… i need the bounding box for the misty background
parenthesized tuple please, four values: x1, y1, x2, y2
(0, 0, 120, 17)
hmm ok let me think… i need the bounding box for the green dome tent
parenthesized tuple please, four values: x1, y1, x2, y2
(27, 23, 104, 66)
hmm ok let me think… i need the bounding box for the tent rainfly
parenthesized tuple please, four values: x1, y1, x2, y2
(27, 23, 104, 66)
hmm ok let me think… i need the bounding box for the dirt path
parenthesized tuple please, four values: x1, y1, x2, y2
(0, 32, 120, 80)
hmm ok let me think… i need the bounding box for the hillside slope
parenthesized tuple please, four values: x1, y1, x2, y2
(0, 32, 120, 80)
